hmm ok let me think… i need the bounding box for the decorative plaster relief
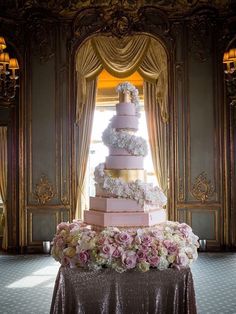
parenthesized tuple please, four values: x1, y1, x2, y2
(33, 175, 56, 204)
(190, 171, 214, 203)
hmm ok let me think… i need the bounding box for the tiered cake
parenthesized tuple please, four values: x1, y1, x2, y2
(84, 82, 167, 229)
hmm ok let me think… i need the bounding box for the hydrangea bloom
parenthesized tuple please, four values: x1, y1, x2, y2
(102, 126, 148, 157)
(94, 163, 167, 208)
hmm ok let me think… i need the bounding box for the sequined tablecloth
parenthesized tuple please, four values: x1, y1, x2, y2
(50, 266, 197, 314)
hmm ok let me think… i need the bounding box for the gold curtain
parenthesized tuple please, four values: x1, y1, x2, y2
(75, 79, 98, 219)
(0, 127, 8, 250)
(139, 39, 168, 123)
(76, 40, 103, 123)
(143, 81, 168, 194)
(140, 39, 168, 193)
(91, 35, 150, 78)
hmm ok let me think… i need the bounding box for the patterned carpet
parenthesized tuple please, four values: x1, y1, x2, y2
(0, 252, 236, 314)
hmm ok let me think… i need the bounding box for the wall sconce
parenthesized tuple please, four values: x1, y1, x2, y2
(0, 36, 19, 102)
(223, 48, 236, 75)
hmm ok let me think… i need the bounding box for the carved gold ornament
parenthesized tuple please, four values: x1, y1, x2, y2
(178, 177, 184, 201)
(61, 194, 69, 206)
(33, 175, 55, 204)
(191, 172, 214, 203)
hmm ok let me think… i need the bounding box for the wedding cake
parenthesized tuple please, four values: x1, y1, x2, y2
(84, 82, 167, 229)
(51, 82, 199, 272)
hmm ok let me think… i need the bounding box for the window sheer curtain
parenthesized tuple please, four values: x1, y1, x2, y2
(75, 36, 168, 218)
(0, 127, 8, 250)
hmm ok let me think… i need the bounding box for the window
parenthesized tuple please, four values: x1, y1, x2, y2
(85, 70, 158, 207)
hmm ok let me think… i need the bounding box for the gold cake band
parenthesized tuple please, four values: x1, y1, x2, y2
(104, 169, 146, 182)
(119, 90, 131, 103)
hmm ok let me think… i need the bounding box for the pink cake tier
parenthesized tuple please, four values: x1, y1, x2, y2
(90, 197, 144, 212)
(84, 209, 166, 228)
(90, 197, 163, 212)
(111, 115, 138, 130)
(109, 147, 131, 156)
(116, 102, 136, 116)
(105, 155, 144, 169)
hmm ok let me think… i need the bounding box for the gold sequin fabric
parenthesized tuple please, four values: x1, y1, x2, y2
(50, 267, 197, 314)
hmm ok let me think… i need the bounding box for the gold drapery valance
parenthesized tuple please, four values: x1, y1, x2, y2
(91, 36, 150, 78)
(76, 35, 168, 124)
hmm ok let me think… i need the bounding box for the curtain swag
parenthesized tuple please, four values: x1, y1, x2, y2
(76, 36, 168, 124)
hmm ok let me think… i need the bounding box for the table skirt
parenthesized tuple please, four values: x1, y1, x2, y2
(50, 266, 197, 314)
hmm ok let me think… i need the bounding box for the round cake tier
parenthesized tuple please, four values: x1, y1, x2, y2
(104, 169, 145, 182)
(111, 115, 138, 130)
(116, 102, 136, 116)
(109, 147, 131, 156)
(105, 155, 144, 169)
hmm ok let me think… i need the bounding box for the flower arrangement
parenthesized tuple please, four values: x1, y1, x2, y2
(51, 220, 199, 273)
(94, 163, 167, 207)
(102, 126, 148, 156)
(116, 82, 140, 116)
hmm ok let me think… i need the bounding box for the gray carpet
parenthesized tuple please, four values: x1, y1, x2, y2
(191, 253, 236, 314)
(0, 252, 236, 313)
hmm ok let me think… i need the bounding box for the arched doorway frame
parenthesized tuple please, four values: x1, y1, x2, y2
(0, 37, 23, 252)
(223, 34, 236, 249)
(70, 29, 176, 221)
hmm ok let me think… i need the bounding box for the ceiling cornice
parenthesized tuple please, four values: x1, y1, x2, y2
(0, 0, 232, 22)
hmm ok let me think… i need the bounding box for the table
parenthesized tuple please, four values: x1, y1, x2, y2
(50, 266, 197, 314)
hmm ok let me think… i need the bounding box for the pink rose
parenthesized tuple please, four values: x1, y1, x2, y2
(78, 250, 90, 264)
(178, 223, 191, 238)
(122, 251, 137, 269)
(152, 230, 164, 240)
(137, 250, 147, 262)
(148, 255, 160, 267)
(101, 244, 115, 258)
(115, 232, 132, 245)
(163, 240, 178, 254)
(112, 246, 123, 258)
(141, 235, 152, 246)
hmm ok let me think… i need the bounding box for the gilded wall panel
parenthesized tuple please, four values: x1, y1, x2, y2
(29, 56, 56, 203)
(187, 37, 219, 203)
(57, 26, 71, 209)
(190, 209, 220, 244)
(27, 208, 70, 246)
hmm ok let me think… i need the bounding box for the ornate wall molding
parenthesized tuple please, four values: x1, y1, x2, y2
(190, 172, 214, 203)
(187, 8, 217, 62)
(0, 1, 230, 19)
(178, 177, 185, 201)
(72, 6, 170, 41)
(33, 175, 56, 205)
(24, 11, 56, 63)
